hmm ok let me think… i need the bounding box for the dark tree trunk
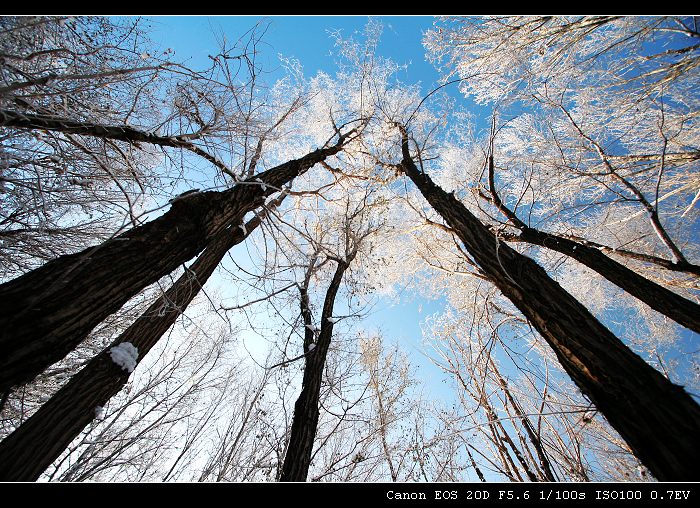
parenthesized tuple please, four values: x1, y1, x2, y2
(279, 258, 350, 482)
(396, 127, 700, 481)
(0, 205, 274, 481)
(0, 143, 344, 393)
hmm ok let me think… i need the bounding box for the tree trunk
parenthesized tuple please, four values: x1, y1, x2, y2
(397, 127, 700, 481)
(0, 143, 344, 393)
(0, 205, 273, 481)
(279, 259, 349, 482)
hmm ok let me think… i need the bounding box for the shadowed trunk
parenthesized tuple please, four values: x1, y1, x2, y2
(279, 257, 350, 482)
(396, 125, 700, 481)
(0, 202, 277, 481)
(0, 142, 346, 393)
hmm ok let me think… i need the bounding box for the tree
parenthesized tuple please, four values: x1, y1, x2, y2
(482, 147, 700, 334)
(279, 181, 382, 481)
(1, 16, 181, 276)
(0, 195, 285, 481)
(424, 16, 700, 326)
(413, 16, 700, 480)
(44, 321, 239, 482)
(2, 15, 699, 483)
(0, 16, 364, 479)
(426, 302, 646, 481)
(0, 136, 354, 393)
(387, 122, 700, 480)
(0, 16, 364, 394)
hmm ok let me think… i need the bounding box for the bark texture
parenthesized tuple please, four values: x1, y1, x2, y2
(0, 207, 272, 481)
(279, 258, 351, 482)
(515, 228, 700, 334)
(0, 142, 345, 393)
(397, 127, 700, 481)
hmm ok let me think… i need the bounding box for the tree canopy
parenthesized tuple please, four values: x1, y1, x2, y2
(0, 15, 698, 483)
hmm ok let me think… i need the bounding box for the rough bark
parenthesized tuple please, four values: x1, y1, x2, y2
(516, 227, 700, 334)
(543, 234, 700, 278)
(397, 126, 700, 481)
(0, 205, 274, 481)
(0, 140, 347, 393)
(279, 257, 351, 482)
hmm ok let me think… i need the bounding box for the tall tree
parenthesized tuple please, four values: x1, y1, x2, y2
(279, 253, 355, 481)
(391, 123, 700, 480)
(0, 16, 187, 276)
(482, 150, 700, 334)
(0, 123, 358, 393)
(279, 183, 382, 481)
(425, 16, 699, 306)
(0, 195, 286, 481)
(2, 15, 699, 484)
(0, 15, 368, 394)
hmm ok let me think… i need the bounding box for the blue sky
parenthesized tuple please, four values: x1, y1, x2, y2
(144, 16, 442, 90)
(138, 15, 458, 400)
(131, 15, 700, 446)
